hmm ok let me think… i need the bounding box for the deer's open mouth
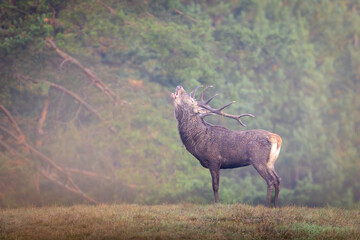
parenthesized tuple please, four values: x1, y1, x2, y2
(171, 86, 184, 100)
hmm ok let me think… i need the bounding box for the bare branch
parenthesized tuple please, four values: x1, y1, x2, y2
(16, 74, 106, 122)
(173, 9, 197, 23)
(64, 168, 110, 179)
(0, 131, 110, 182)
(37, 94, 50, 136)
(0, 125, 63, 172)
(144, 11, 155, 18)
(0, 125, 100, 204)
(45, 38, 120, 104)
(0, 106, 101, 204)
(0, 105, 25, 141)
(48, 81, 106, 121)
(97, 0, 115, 14)
(40, 167, 98, 204)
(59, 58, 72, 69)
(0, 139, 30, 164)
(0, 125, 19, 143)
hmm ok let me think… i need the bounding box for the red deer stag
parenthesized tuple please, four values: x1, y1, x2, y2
(171, 86, 282, 207)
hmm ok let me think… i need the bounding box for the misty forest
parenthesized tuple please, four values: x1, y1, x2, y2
(0, 0, 359, 209)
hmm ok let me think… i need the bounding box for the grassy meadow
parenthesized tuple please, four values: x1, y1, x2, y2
(0, 204, 359, 239)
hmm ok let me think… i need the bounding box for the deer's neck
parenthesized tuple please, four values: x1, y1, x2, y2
(176, 109, 207, 154)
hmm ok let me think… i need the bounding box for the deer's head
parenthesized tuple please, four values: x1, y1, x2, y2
(171, 86, 205, 117)
(171, 85, 255, 127)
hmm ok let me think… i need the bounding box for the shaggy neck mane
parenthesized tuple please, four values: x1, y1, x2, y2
(175, 107, 206, 154)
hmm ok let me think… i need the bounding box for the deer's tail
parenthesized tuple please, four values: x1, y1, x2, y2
(267, 134, 282, 169)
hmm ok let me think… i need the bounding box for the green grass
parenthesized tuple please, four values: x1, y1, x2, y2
(0, 204, 359, 239)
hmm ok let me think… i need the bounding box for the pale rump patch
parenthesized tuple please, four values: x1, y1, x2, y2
(267, 134, 282, 169)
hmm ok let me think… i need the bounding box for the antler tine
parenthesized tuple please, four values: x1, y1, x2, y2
(204, 93, 218, 105)
(198, 97, 255, 127)
(199, 85, 213, 101)
(217, 101, 235, 111)
(239, 113, 255, 118)
(219, 112, 255, 127)
(237, 118, 247, 127)
(195, 86, 255, 127)
(192, 86, 203, 99)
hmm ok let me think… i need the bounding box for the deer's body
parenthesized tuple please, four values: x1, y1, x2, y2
(172, 86, 282, 207)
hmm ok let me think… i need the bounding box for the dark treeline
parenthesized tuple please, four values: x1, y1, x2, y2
(0, 0, 359, 208)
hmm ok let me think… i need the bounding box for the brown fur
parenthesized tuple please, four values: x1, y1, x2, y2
(171, 86, 282, 207)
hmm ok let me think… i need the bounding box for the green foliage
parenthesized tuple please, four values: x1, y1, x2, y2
(0, 0, 60, 53)
(0, 0, 359, 208)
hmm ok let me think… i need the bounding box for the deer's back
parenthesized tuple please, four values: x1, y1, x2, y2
(193, 125, 278, 169)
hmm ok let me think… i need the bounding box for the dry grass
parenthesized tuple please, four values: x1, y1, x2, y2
(0, 204, 359, 239)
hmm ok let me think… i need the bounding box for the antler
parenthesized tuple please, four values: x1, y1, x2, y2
(196, 86, 255, 127)
(190, 85, 202, 98)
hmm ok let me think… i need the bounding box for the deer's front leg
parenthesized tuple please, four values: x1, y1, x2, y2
(209, 167, 220, 203)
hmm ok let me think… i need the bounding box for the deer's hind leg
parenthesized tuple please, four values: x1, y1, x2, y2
(252, 162, 275, 207)
(268, 135, 282, 207)
(268, 167, 281, 207)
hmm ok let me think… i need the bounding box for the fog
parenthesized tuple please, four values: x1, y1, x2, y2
(0, 0, 359, 208)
